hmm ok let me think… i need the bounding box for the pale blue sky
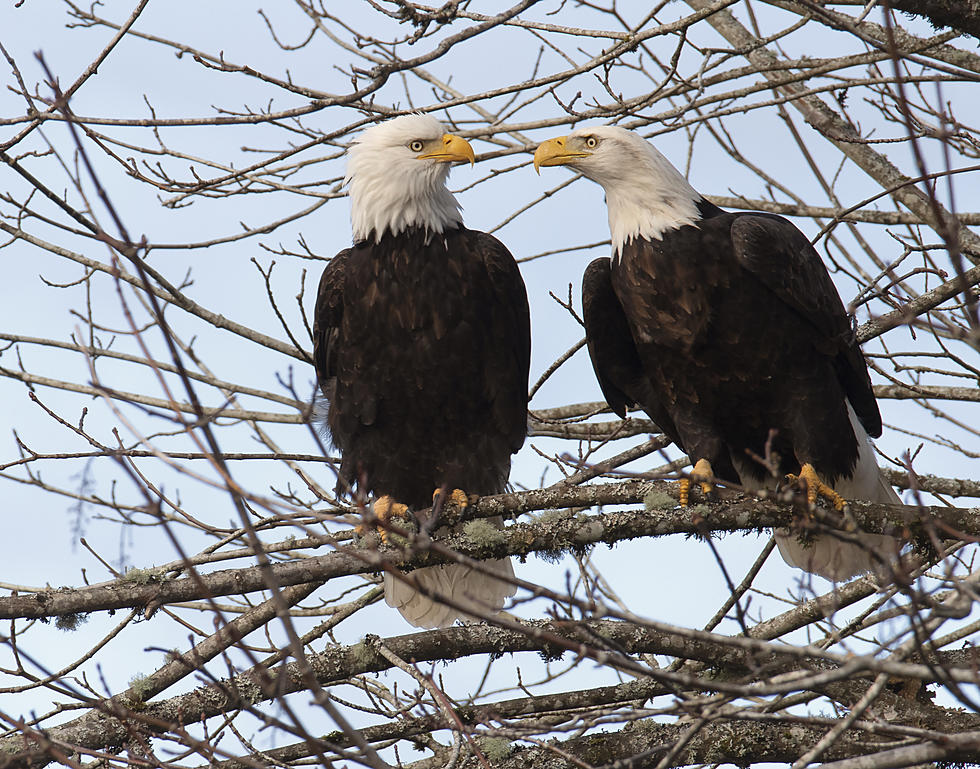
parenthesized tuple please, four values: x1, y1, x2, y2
(1, 0, 977, 742)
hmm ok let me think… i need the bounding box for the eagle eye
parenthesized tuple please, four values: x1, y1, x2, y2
(585, 136, 598, 149)
(409, 140, 425, 152)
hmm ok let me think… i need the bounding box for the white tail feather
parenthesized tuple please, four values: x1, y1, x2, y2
(385, 557, 516, 629)
(773, 530, 899, 582)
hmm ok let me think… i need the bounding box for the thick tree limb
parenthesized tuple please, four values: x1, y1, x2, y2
(5, 616, 978, 769)
(0, 480, 968, 621)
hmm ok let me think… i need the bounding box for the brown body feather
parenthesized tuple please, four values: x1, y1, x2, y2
(584, 202, 902, 579)
(585, 201, 878, 488)
(314, 225, 529, 506)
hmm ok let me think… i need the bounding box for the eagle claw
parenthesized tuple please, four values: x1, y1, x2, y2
(356, 495, 413, 544)
(679, 458, 715, 506)
(433, 487, 471, 509)
(786, 463, 848, 511)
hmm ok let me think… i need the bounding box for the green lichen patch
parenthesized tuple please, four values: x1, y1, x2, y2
(119, 567, 162, 585)
(463, 519, 506, 548)
(127, 673, 153, 703)
(643, 490, 676, 511)
(477, 736, 513, 762)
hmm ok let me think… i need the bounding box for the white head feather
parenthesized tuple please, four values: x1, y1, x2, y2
(346, 114, 465, 243)
(557, 126, 702, 253)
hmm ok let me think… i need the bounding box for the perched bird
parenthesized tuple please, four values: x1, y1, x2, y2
(313, 114, 529, 626)
(534, 126, 901, 581)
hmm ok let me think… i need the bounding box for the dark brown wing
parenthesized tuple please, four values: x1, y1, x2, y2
(582, 258, 640, 418)
(582, 257, 678, 442)
(312, 248, 352, 402)
(729, 215, 881, 436)
(467, 230, 531, 454)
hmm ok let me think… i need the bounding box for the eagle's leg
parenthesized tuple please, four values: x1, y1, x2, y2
(357, 495, 411, 543)
(679, 458, 715, 506)
(787, 463, 847, 511)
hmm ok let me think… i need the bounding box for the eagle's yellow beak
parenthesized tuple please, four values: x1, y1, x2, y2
(533, 136, 589, 174)
(418, 134, 475, 165)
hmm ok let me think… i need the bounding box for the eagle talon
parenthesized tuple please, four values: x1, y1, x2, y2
(433, 487, 470, 509)
(787, 463, 847, 511)
(358, 495, 412, 544)
(431, 487, 471, 528)
(679, 458, 715, 506)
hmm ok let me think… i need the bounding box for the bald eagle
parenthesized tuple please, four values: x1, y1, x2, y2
(535, 126, 901, 581)
(314, 115, 529, 626)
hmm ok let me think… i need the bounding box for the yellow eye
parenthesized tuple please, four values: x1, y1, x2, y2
(585, 136, 598, 149)
(410, 140, 424, 152)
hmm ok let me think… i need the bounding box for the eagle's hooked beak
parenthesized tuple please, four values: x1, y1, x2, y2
(533, 136, 589, 174)
(418, 134, 475, 165)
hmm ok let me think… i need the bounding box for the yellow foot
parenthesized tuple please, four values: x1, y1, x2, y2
(433, 487, 470, 509)
(356, 495, 411, 543)
(787, 463, 847, 511)
(679, 458, 715, 506)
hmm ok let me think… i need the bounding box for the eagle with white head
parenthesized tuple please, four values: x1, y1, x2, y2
(314, 115, 529, 626)
(535, 125, 901, 581)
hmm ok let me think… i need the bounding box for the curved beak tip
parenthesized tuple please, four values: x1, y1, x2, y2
(533, 136, 572, 173)
(447, 133, 475, 165)
(421, 134, 475, 165)
(532, 144, 549, 174)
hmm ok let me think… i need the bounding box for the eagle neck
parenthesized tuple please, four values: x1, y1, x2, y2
(348, 164, 463, 245)
(358, 223, 462, 252)
(604, 164, 703, 259)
